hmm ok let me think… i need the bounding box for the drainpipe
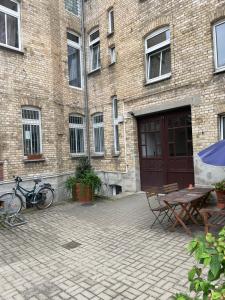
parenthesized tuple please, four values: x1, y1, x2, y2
(81, 0, 90, 159)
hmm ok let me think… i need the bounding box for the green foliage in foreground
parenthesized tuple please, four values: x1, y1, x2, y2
(173, 227, 225, 300)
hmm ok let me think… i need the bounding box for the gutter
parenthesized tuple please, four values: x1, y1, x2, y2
(81, 0, 90, 159)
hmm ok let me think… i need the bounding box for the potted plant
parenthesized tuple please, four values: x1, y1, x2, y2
(213, 179, 225, 209)
(65, 157, 102, 203)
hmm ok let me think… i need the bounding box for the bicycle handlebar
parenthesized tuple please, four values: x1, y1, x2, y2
(14, 176, 22, 183)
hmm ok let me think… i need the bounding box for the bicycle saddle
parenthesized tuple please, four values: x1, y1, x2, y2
(34, 178, 42, 184)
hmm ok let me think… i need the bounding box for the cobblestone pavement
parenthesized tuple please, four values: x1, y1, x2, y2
(0, 193, 201, 300)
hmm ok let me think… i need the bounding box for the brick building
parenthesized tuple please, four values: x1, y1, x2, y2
(0, 0, 225, 198)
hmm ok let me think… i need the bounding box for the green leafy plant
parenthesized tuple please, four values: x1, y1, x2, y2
(213, 180, 225, 192)
(65, 157, 101, 194)
(173, 227, 225, 300)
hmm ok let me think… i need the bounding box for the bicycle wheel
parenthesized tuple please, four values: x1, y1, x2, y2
(0, 193, 23, 214)
(35, 187, 54, 210)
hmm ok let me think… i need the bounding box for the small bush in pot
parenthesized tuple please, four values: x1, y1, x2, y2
(65, 157, 102, 203)
(213, 180, 225, 209)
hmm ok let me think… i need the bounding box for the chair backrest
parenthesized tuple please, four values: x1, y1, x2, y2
(163, 183, 179, 194)
(145, 187, 161, 210)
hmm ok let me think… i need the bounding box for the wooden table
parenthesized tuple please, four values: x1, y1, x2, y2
(160, 187, 213, 235)
(200, 206, 225, 234)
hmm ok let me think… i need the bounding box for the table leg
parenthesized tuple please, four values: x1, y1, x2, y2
(181, 203, 199, 225)
(202, 212, 209, 234)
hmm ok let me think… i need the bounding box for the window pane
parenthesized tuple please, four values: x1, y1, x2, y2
(77, 128, 84, 153)
(70, 128, 76, 153)
(149, 52, 160, 79)
(7, 14, 18, 48)
(90, 30, 99, 42)
(113, 98, 118, 118)
(0, 11, 6, 44)
(22, 109, 39, 120)
(175, 128, 187, 156)
(94, 127, 104, 153)
(146, 132, 161, 157)
(65, 0, 79, 16)
(0, 0, 17, 11)
(161, 48, 171, 75)
(23, 124, 31, 156)
(67, 32, 79, 44)
(147, 30, 170, 48)
(92, 43, 100, 70)
(69, 115, 83, 124)
(68, 45, 81, 88)
(109, 10, 114, 32)
(93, 114, 103, 124)
(216, 22, 225, 68)
(31, 125, 41, 154)
(114, 125, 119, 152)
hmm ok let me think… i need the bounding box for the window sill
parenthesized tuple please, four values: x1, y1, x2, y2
(0, 44, 24, 55)
(88, 68, 101, 76)
(91, 154, 105, 159)
(214, 68, 225, 75)
(69, 85, 83, 91)
(145, 73, 171, 86)
(109, 62, 116, 67)
(23, 158, 46, 163)
(70, 154, 87, 159)
(112, 152, 120, 157)
(107, 32, 114, 38)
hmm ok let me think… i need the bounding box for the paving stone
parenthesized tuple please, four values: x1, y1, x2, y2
(0, 195, 197, 300)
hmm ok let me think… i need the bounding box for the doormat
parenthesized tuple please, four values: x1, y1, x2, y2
(62, 241, 81, 250)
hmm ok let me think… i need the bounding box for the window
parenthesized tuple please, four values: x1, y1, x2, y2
(145, 27, 171, 83)
(109, 46, 116, 64)
(112, 97, 120, 154)
(213, 20, 225, 72)
(89, 29, 100, 71)
(108, 9, 114, 34)
(69, 114, 85, 154)
(220, 115, 225, 140)
(22, 108, 42, 156)
(93, 113, 104, 154)
(65, 0, 80, 16)
(0, 0, 21, 50)
(67, 32, 82, 88)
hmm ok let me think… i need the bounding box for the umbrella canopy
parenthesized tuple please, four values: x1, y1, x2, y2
(198, 140, 225, 166)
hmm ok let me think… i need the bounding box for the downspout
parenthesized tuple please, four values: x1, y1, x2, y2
(81, 0, 90, 159)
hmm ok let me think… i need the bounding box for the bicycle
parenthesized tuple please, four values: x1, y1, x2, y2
(0, 176, 55, 214)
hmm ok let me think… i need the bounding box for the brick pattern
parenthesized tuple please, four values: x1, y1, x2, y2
(0, 194, 196, 299)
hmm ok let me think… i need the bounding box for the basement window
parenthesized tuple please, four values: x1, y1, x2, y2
(0, 0, 21, 50)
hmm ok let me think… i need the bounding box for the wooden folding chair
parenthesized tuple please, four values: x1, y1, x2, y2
(163, 183, 179, 194)
(146, 187, 175, 229)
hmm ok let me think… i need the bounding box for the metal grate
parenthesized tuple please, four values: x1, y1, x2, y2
(62, 241, 81, 250)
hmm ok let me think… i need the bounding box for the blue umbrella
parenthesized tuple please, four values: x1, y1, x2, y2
(198, 140, 225, 166)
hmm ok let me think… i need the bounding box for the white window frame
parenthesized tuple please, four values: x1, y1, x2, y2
(21, 107, 42, 157)
(67, 31, 83, 89)
(89, 29, 101, 72)
(220, 115, 225, 140)
(112, 97, 120, 154)
(145, 26, 171, 84)
(93, 113, 104, 155)
(108, 8, 114, 34)
(65, 0, 80, 17)
(69, 114, 85, 155)
(213, 20, 225, 72)
(0, 0, 21, 51)
(109, 46, 116, 64)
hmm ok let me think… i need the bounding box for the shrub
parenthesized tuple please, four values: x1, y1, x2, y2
(173, 227, 225, 300)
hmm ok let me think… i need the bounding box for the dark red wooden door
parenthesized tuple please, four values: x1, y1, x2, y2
(138, 107, 194, 190)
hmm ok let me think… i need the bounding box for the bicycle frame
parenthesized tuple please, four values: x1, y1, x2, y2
(14, 181, 39, 205)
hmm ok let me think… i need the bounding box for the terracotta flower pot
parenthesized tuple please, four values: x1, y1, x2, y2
(216, 190, 225, 209)
(73, 183, 93, 203)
